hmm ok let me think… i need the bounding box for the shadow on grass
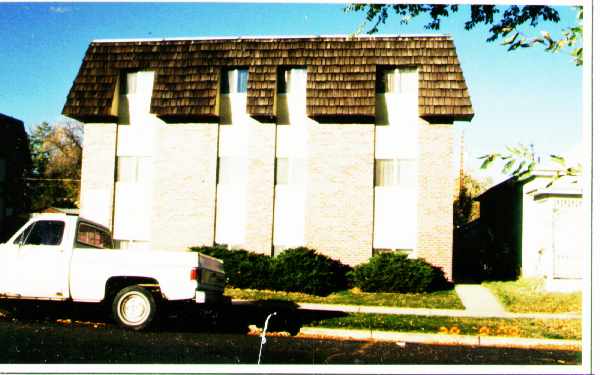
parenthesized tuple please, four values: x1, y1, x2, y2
(0, 298, 347, 336)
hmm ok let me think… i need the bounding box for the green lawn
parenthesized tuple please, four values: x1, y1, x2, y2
(226, 287, 464, 310)
(307, 313, 581, 340)
(483, 278, 581, 314)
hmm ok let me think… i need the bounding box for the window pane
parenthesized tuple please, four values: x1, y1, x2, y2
(276, 158, 289, 185)
(24, 221, 65, 246)
(136, 157, 151, 182)
(397, 159, 417, 188)
(126, 73, 137, 94)
(289, 158, 306, 185)
(277, 69, 287, 94)
(375, 159, 395, 186)
(237, 69, 248, 93)
(218, 157, 241, 185)
(77, 223, 113, 249)
(220, 69, 233, 94)
(14, 222, 35, 244)
(377, 69, 401, 93)
(117, 157, 136, 183)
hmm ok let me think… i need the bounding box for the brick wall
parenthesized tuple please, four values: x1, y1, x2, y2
(305, 124, 375, 265)
(79, 123, 117, 229)
(416, 119, 454, 280)
(151, 123, 218, 251)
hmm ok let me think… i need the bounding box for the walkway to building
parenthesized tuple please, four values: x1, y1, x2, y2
(295, 283, 580, 320)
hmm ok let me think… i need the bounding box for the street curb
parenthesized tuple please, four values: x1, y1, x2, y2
(294, 302, 581, 320)
(298, 327, 582, 351)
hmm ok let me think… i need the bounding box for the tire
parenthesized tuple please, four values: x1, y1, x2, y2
(112, 286, 157, 330)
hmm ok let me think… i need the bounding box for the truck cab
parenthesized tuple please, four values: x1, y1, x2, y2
(0, 213, 227, 330)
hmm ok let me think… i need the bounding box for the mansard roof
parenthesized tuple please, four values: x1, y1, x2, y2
(63, 35, 474, 123)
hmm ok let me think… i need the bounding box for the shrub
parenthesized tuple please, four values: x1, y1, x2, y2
(271, 247, 352, 296)
(350, 252, 451, 293)
(190, 245, 274, 290)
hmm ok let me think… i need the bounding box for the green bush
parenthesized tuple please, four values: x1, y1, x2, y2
(271, 247, 352, 296)
(350, 252, 451, 293)
(191, 245, 274, 290)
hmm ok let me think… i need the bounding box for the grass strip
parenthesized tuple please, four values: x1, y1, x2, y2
(225, 288, 464, 310)
(306, 313, 581, 340)
(483, 278, 581, 313)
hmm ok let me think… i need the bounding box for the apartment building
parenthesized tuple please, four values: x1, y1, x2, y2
(63, 35, 474, 278)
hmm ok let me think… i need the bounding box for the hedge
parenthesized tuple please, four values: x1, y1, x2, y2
(350, 252, 451, 293)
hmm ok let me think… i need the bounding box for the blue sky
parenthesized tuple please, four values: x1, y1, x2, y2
(0, 3, 583, 183)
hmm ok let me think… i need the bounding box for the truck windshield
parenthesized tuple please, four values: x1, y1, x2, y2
(76, 222, 113, 249)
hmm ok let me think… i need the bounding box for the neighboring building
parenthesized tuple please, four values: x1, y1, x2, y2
(0, 114, 31, 241)
(476, 170, 583, 291)
(62, 35, 474, 279)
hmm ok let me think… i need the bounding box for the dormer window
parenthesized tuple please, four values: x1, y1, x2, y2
(117, 71, 154, 124)
(277, 68, 307, 95)
(221, 68, 248, 94)
(376, 68, 402, 94)
(119, 71, 138, 95)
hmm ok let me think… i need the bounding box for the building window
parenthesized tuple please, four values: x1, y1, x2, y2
(377, 68, 412, 94)
(221, 68, 248, 94)
(217, 157, 245, 185)
(375, 159, 417, 187)
(275, 157, 306, 186)
(277, 68, 307, 94)
(119, 71, 138, 95)
(116, 156, 151, 183)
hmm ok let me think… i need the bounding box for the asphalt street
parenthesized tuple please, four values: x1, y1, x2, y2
(0, 300, 581, 365)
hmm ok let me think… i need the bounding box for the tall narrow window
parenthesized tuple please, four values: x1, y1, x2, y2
(277, 68, 307, 95)
(221, 68, 248, 94)
(376, 68, 402, 94)
(116, 156, 151, 183)
(375, 159, 416, 188)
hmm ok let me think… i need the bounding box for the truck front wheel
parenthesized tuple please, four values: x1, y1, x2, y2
(112, 286, 157, 330)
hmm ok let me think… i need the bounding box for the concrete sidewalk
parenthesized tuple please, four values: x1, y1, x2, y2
(297, 327, 582, 351)
(295, 283, 580, 320)
(233, 283, 581, 320)
(295, 302, 580, 320)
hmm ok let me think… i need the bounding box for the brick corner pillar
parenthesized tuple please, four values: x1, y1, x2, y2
(79, 123, 117, 229)
(416, 119, 454, 280)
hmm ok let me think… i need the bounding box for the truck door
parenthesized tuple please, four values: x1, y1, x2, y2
(16, 220, 70, 299)
(0, 223, 34, 295)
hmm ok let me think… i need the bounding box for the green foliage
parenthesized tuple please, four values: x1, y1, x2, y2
(453, 174, 490, 227)
(225, 287, 464, 310)
(478, 143, 581, 187)
(484, 278, 582, 313)
(350, 253, 451, 293)
(191, 245, 273, 290)
(271, 247, 352, 296)
(347, 4, 582, 66)
(26, 121, 82, 211)
(192, 246, 351, 296)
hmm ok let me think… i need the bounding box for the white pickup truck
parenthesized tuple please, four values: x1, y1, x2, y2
(0, 213, 227, 330)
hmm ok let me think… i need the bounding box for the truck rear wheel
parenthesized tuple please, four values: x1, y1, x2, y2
(112, 286, 156, 330)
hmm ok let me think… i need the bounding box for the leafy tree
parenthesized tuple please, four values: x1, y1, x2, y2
(454, 173, 491, 227)
(346, 4, 582, 65)
(478, 143, 581, 186)
(26, 120, 83, 211)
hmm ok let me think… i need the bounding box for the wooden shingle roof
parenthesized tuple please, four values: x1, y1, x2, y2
(63, 35, 474, 123)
